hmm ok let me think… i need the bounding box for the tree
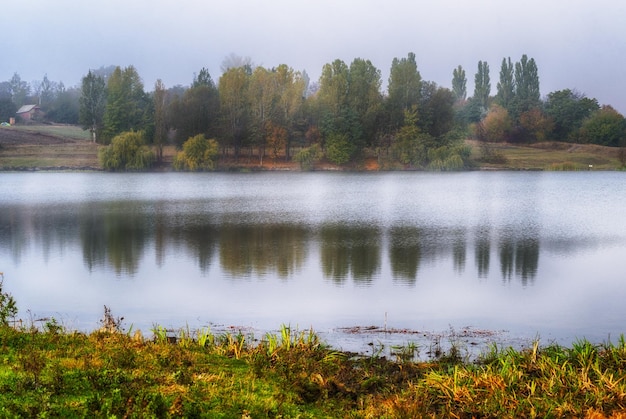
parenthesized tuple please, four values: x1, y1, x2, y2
(153, 79, 167, 162)
(99, 130, 155, 171)
(9, 73, 30, 108)
(325, 132, 354, 165)
(477, 105, 512, 143)
(79, 70, 107, 143)
(173, 134, 219, 170)
(316, 59, 362, 162)
(452, 65, 467, 102)
(391, 107, 429, 166)
(496, 57, 515, 110)
(419, 82, 455, 139)
(265, 122, 288, 161)
(103, 66, 151, 141)
(513, 55, 540, 116)
(170, 69, 219, 145)
(346, 58, 383, 148)
(578, 106, 626, 147)
(48, 84, 80, 124)
(274, 64, 306, 158)
(518, 108, 554, 143)
(473, 61, 490, 111)
(387, 52, 422, 129)
(220, 53, 254, 74)
(544, 89, 599, 141)
(248, 66, 278, 160)
(218, 66, 250, 158)
(317, 59, 349, 117)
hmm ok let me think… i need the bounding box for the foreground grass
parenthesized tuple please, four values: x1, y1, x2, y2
(1, 324, 626, 418)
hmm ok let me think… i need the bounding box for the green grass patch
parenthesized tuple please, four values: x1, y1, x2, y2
(10, 124, 91, 140)
(469, 141, 623, 170)
(1, 322, 626, 417)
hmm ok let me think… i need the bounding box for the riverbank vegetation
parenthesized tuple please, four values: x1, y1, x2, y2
(1, 278, 626, 417)
(2, 53, 625, 172)
(2, 316, 626, 417)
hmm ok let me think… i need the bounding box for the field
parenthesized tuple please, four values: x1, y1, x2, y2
(0, 125, 99, 169)
(1, 124, 625, 171)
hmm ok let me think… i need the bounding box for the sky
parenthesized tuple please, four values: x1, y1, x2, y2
(2, 0, 625, 112)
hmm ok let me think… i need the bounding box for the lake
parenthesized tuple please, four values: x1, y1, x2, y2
(1, 171, 625, 356)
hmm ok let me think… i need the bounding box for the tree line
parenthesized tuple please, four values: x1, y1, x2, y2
(2, 53, 625, 170)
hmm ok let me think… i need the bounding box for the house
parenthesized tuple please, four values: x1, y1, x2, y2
(16, 104, 41, 122)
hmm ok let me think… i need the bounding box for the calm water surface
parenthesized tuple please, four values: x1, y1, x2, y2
(1, 171, 625, 354)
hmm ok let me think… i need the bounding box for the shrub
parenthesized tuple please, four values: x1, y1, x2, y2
(293, 144, 323, 170)
(99, 131, 154, 171)
(0, 275, 17, 326)
(173, 134, 219, 171)
(325, 133, 355, 165)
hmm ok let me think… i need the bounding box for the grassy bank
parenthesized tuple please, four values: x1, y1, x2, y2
(1, 321, 626, 417)
(2, 124, 625, 171)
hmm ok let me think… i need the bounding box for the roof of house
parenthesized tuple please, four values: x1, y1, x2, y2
(16, 104, 39, 114)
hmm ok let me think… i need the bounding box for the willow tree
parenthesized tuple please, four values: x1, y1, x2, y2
(99, 130, 155, 171)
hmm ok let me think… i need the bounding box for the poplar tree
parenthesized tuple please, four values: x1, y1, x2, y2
(513, 55, 540, 115)
(473, 61, 490, 111)
(452, 65, 467, 102)
(496, 57, 515, 110)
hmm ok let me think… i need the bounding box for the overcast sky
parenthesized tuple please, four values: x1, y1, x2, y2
(2, 0, 625, 112)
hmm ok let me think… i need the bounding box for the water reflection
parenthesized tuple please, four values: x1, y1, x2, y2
(320, 224, 381, 284)
(0, 203, 551, 285)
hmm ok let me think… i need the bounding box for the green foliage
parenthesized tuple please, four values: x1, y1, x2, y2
(496, 57, 515, 110)
(544, 89, 599, 141)
(512, 54, 541, 116)
(0, 275, 17, 326)
(473, 60, 490, 111)
(102, 66, 152, 142)
(98, 130, 155, 171)
(173, 134, 219, 171)
(452, 65, 466, 102)
(391, 108, 427, 166)
(387, 52, 422, 129)
(578, 105, 626, 147)
(294, 144, 323, 170)
(427, 145, 469, 171)
(325, 133, 354, 165)
(79, 70, 107, 143)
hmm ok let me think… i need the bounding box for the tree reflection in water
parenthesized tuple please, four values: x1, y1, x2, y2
(0, 204, 545, 285)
